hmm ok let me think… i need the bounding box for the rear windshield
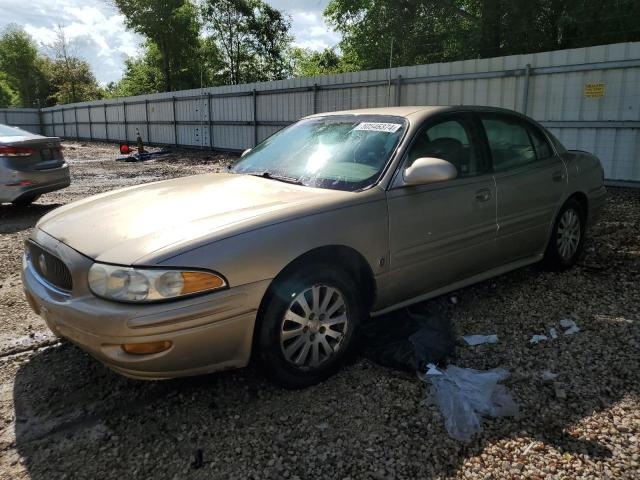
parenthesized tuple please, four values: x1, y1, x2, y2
(0, 124, 32, 137)
(232, 115, 407, 191)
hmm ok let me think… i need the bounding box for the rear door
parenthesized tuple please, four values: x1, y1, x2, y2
(478, 113, 566, 262)
(385, 113, 498, 304)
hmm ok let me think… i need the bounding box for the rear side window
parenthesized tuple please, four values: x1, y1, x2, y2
(481, 116, 536, 172)
(0, 124, 31, 137)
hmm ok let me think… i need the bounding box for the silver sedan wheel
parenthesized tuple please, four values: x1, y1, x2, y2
(557, 208, 581, 260)
(280, 284, 349, 369)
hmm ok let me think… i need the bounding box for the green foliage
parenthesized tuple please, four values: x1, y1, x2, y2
(0, 24, 48, 107)
(107, 39, 226, 98)
(289, 47, 348, 77)
(324, 0, 640, 70)
(114, 0, 203, 91)
(201, 0, 293, 84)
(0, 73, 18, 108)
(106, 44, 164, 98)
(44, 57, 103, 105)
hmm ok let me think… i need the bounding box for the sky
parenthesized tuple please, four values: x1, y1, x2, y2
(0, 0, 340, 85)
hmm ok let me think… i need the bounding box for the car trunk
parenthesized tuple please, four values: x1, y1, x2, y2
(1, 137, 65, 172)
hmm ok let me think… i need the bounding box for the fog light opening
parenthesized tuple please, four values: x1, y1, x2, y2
(121, 340, 172, 355)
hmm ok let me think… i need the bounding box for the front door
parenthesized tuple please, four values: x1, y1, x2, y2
(386, 113, 498, 305)
(479, 113, 567, 262)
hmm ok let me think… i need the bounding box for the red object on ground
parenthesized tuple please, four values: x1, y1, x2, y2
(119, 144, 131, 154)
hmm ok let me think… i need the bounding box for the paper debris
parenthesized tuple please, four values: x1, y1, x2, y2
(530, 334, 548, 344)
(463, 334, 498, 346)
(560, 319, 580, 335)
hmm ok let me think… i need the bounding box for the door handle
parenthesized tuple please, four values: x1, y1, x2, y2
(552, 171, 566, 182)
(475, 189, 492, 202)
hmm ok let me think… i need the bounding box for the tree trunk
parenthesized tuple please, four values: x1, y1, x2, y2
(159, 40, 172, 92)
(479, 0, 502, 58)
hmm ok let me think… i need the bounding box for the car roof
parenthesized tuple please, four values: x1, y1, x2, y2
(304, 105, 530, 124)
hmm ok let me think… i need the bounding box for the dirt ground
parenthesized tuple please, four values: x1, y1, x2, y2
(0, 141, 638, 479)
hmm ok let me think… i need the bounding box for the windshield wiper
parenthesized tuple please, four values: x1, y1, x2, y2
(250, 171, 304, 186)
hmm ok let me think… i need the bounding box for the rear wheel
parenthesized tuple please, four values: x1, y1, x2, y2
(12, 195, 40, 207)
(544, 198, 586, 270)
(257, 265, 363, 388)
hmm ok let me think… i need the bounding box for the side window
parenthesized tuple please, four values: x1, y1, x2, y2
(481, 116, 536, 172)
(526, 125, 554, 159)
(408, 117, 484, 178)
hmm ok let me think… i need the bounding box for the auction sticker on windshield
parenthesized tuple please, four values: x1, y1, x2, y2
(353, 122, 402, 133)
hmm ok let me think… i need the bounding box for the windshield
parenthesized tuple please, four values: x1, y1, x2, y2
(231, 115, 407, 191)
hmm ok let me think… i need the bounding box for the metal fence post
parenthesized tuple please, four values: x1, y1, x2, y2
(104, 104, 109, 142)
(62, 108, 67, 139)
(208, 93, 213, 150)
(37, 108, 43, 135)
(395, 75, 402, 106)
(74, 106, 79, 139)
(88, 106, 93, 141)
(144, 99, 150, 143)
(122, 101, 128, 142)
(172, 96, 178, 146)
(521, 63, 531, 114)
(252, 89, 258, 146)
(312, 83, 318, 114)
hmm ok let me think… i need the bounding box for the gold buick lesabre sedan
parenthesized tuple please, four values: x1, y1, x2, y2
(22, 106, 606, 387)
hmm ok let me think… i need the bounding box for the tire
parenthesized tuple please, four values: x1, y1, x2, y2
(256, 264, 363, 389)
(543, 198, 586, 270)
(12, 194, 40, 207)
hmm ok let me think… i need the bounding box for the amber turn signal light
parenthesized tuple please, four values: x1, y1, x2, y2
(122, 340, 172, 355)
(181, 271, 225, 294)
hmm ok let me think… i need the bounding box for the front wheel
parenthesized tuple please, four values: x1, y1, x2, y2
(544, 198, 586, 270)
(256, 265, 363, 388)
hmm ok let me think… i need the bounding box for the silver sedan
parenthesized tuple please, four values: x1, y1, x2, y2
(21, 106, 606, 388)
(0, 124, 70, 206)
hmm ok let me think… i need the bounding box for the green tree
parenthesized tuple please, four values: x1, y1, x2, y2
(324, 0, 640, 69)
(0, 25, 48, 107)
(114, 0, 202, 92)
(289, 47, 347, 77)
(0, 73, 18, 108)
(45, 26, 102, 104)
(201, 0, 293, 84)
(44, 57, 102, 105)
(107, 39, 226, 98)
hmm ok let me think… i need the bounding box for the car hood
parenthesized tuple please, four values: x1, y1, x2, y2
(37, 172, 354, 265)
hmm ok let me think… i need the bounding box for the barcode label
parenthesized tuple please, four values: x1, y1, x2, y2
(353, 122, 402, 133)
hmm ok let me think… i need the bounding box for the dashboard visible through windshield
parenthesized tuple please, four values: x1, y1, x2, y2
(231, 115, 407, 191)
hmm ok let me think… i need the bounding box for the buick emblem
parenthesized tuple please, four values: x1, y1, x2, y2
(38, 253, 48, 275)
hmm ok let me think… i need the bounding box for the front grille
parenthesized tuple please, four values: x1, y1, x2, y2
(28, 242, 73, 291)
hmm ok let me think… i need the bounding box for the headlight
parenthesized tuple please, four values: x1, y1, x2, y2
(88, 263, 226, 302)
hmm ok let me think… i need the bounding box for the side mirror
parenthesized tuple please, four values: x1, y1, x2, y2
(403, 157, 457, 186)
(241, 148, 251, 158)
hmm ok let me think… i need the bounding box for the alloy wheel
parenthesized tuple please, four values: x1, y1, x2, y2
(279, 284, 349, 369)
(557, 208, 581, 260)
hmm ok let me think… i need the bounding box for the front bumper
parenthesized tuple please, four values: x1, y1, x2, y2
(0, 163, 70, 203)
(21, 230, 270, 380)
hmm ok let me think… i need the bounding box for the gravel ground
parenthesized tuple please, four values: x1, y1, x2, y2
(0, 141, 638, 479)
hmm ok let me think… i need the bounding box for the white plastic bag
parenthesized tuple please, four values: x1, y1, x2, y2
(423, 365, 518, 441)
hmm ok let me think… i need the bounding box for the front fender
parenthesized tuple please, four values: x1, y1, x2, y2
(155, 190, 390, 289)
